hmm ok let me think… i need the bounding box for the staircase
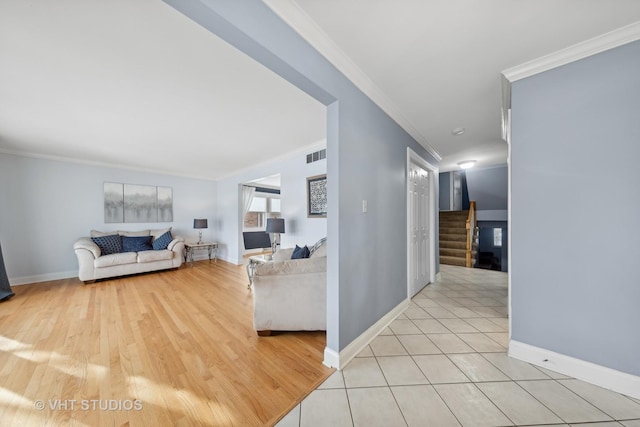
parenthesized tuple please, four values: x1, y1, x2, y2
(439, 210, 478, 267)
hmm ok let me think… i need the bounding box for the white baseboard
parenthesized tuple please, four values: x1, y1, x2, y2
(323, 298, 410, 369)
(10, 256, 242, 285)
(10, 270, 77, 286)
(509, 340, 640, 399)
(218, 256, 241, 265)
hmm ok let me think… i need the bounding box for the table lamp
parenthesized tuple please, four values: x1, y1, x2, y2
(193, 218, 208, 244)
(265, 218, 285, 253)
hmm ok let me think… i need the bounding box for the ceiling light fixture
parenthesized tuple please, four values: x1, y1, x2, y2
(451, 127, 465, 136)
(458, 160, 476, 169)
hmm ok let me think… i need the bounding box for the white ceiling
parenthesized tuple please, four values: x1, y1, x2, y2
(1, 1, 640, 179)
(0, 0, 326, 181)
(269, 0, 640, 171)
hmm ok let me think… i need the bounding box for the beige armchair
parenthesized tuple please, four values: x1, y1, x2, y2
(252, 240, 326, 335)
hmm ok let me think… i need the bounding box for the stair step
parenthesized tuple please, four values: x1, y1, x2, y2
(439, 233, 467, 242)
(440, 256, 467, 267)
(440, 227, 466, 236)
(440, 219, 467, 227)
(439, 241, 467, 250)
(440, 248, 477, 258)
(439, 210, 469, 218)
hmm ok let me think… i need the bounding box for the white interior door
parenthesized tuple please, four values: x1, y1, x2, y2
(409, 163, 430, 297)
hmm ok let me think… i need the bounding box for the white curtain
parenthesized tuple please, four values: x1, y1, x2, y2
(241, 186, 256, 218)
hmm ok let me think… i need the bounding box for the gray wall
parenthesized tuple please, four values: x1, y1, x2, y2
(511, 40, 640, 376)
(164, 0, 439, 352)
(0, 153, 217, 283)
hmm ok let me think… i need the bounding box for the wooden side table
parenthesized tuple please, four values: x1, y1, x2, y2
(184, 242, 218, 267)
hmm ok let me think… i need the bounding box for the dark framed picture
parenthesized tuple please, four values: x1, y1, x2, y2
(307, 174, 327, 218)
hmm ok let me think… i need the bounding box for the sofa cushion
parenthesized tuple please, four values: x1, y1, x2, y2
(94, 251, 137, 268)
(309, 237, 327, 257)
(91, 235, 122, 255)
(291, 245, 310, 259)
(309, 237, 327, 258)
(152, 231, 173, 250)
(122, 236, 153, 252)
(310, 243, 327, 258)
(138, 250, 174, 263)
(150, 227, 172, 239)
(118, 230, 151, 237)
(91, 229, 114, 238)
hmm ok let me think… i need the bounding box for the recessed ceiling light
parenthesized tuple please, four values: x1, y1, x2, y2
(452, 127, 465, 136)
(458, 160, 476, 169)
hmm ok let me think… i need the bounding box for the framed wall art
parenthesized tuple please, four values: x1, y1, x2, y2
(306, 174, 327, 218)
(104, 182, 173, 223)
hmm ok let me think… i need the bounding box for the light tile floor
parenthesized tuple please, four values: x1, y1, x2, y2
(276, 265, 640, 427)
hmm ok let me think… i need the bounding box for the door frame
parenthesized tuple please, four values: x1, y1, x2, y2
(406, 148, 438, 299)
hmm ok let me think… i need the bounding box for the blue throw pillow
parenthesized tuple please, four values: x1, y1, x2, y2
(91, 235, 122, 255)
(152, 231, 173, 250)
(291, 245, 303, 259)
(122, 236, 153, 252)
(291, 245, 310, 259)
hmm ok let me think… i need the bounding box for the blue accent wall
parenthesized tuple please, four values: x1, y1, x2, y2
(461, 172, 470, 210)
(465, 165, 508, 211)
(164, 0, 439, 352)
(477, 222, 508, 272)
(511, 40, 640, 376)
(439, 172, 451, 210)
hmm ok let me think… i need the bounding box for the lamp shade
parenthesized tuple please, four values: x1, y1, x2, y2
(265, 218, 285, 234)
(193, 218, 208, 229)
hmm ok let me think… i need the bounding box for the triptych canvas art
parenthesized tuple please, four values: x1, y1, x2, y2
(104, 182, 173, 223)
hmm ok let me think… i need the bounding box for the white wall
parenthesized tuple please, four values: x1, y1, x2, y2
(215, 143, 327, 264)
(0, 153, 217, 284)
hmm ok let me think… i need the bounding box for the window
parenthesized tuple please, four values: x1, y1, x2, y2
(248, 197, 266, 212)
(493, 228, 502, 247)
(270, 198, 280, 213)
(243, 195, 280, 230)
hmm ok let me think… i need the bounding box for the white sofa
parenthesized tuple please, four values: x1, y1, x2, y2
(74, 229, 185, 283)
(252, 240, 326, 335)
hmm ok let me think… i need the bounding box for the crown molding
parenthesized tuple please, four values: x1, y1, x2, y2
(503, 21, 640, 82)
(264, 0, 442, 162)
(214, 139, 327, 181)
(0, 148, 219, 182)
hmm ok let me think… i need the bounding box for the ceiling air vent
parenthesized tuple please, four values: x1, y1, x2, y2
(306, 149, 326, 164)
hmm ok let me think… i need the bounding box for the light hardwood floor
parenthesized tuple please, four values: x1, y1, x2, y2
(0, 260, 332, 426)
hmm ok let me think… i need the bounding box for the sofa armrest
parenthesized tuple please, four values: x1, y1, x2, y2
(255, 256, 326, 276)
(167, 236, 185, 251)
(167, 237, 185, 268)
(74, 237, 100, 258)
(74, 238, 100, 282)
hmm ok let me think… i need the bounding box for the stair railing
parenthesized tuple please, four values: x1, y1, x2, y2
(465, 201, 477, 268)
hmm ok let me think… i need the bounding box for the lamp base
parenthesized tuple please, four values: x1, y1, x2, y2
(197, 230, 203, 245)
(271, 232, 281, 254)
